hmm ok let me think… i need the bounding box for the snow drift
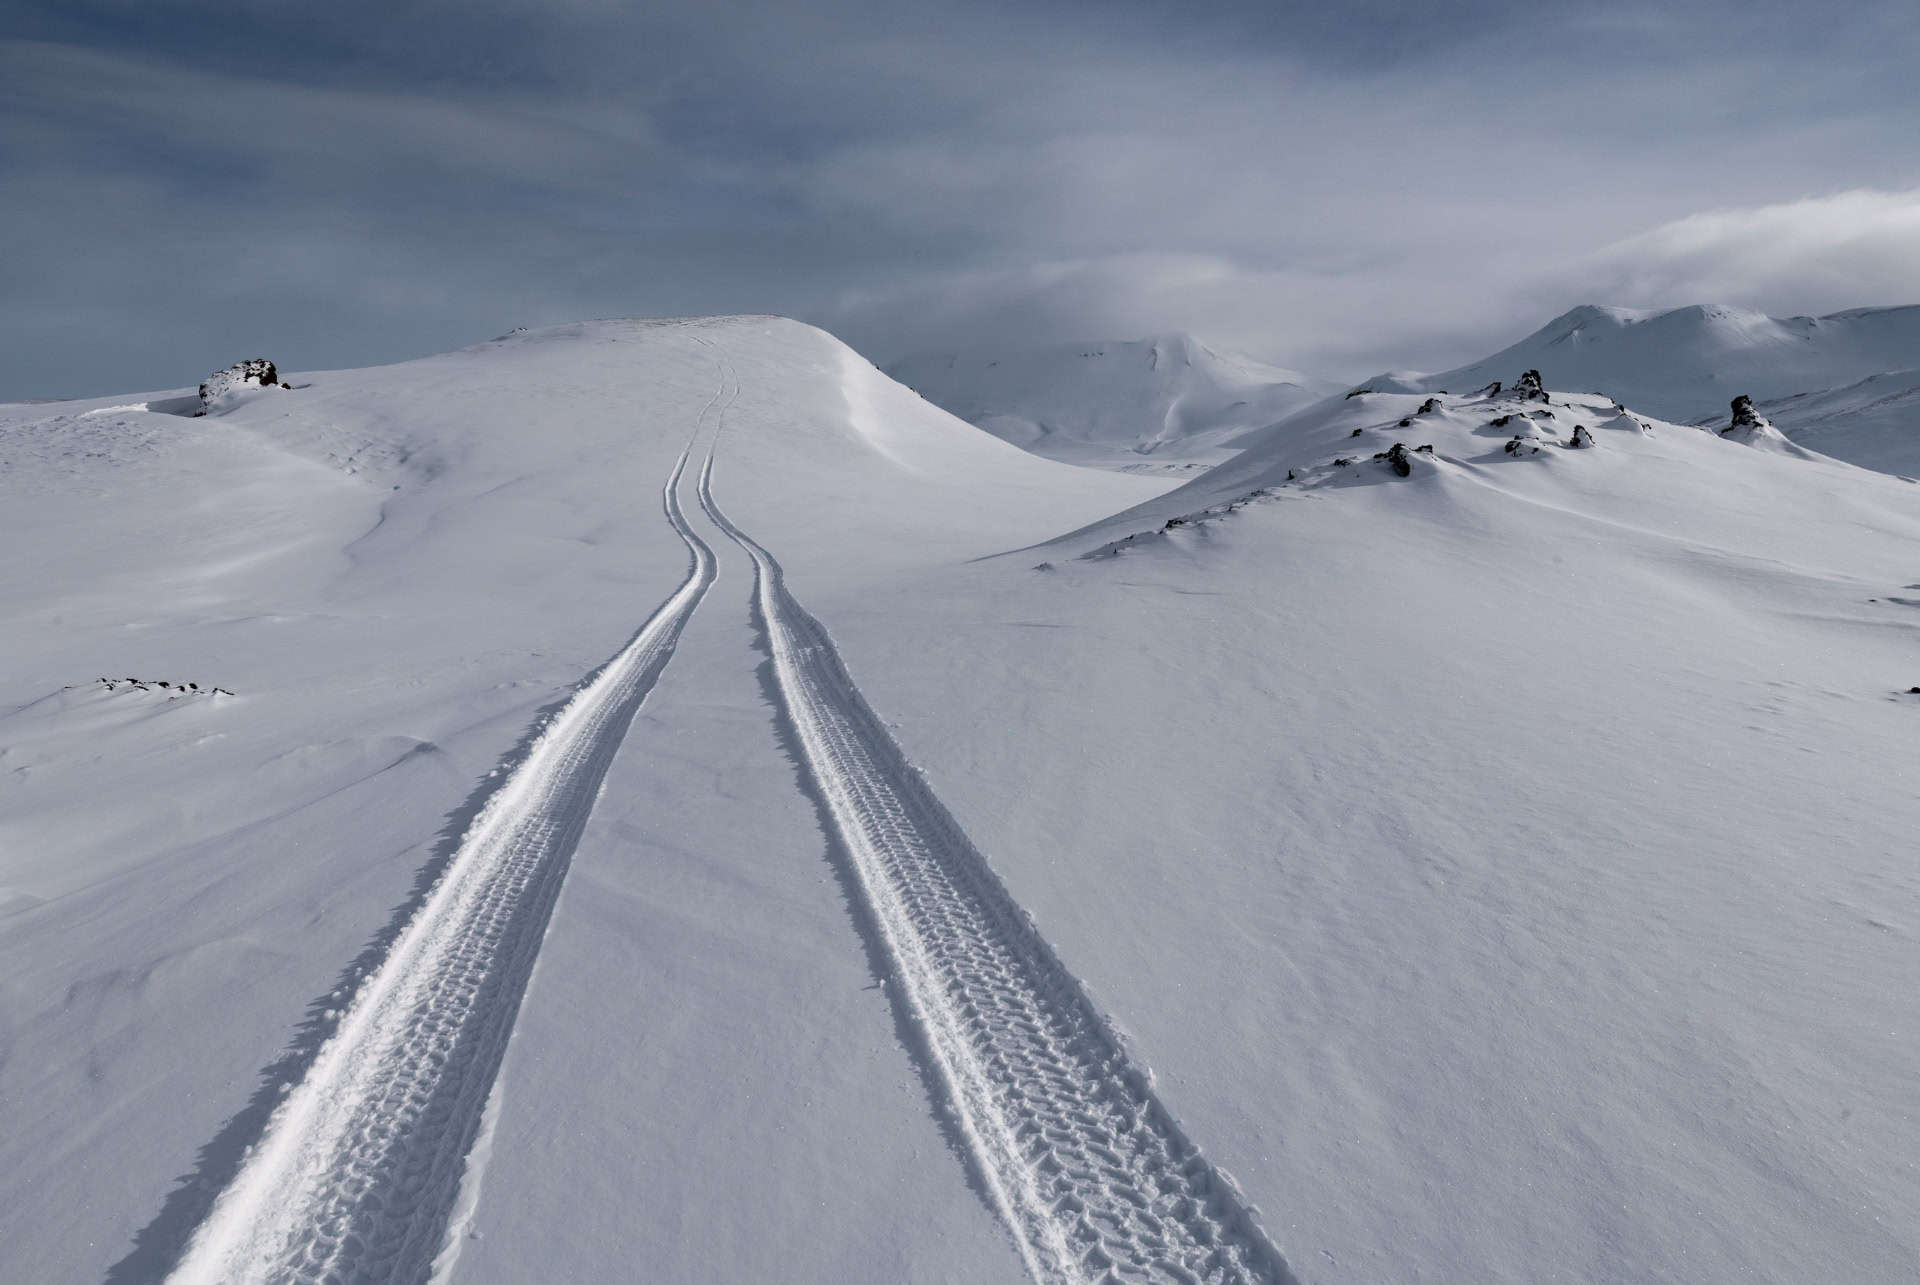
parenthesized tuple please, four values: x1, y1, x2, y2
(4, 318, 1917, 1285)
(1377, 302, 1920, 477)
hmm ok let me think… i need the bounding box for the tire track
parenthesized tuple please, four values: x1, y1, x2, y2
(696, 450, 1297, 1284)
(166, 430, 721, 1285)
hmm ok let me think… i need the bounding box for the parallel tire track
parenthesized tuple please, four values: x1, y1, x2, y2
(696, 454, 1297, 1285)
(167, 436, 720, 1285)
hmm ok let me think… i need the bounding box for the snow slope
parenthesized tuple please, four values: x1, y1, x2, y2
(889, 333, 1336, 471)
(1759, 368, 1920, 478)
(5, 320, 1918, 1284)
(1381, 303, 1920, 475)
(753, 378, 1920, 1283)
(0, 319, 1168, 1284)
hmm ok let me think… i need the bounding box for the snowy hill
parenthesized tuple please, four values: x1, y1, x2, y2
(0, 319, 1174, 1285)
(5, 322, 1919, 1285)
(1379, 303, 1920, 476)
(1757, 367, 1920, 477)
(888, 332, 1336, 471)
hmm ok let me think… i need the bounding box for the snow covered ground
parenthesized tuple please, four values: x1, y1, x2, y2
(4, 318, 1917, 1283)
(889, 333, 1335, 472)
(1375, 303, 1920, 478)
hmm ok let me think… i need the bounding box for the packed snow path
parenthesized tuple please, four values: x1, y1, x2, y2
(697, 456, 1295, 1285)
(165, 441, 719, 1285)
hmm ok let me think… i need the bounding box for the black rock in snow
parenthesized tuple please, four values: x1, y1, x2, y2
(197, 358, 280, 414)
(1515, 369, 1549, 402)
(1569, 425, 1595, 449)
(1376, 442, 1413, 476)
(1728, 394, 1765, 431)
(1476, 380, 1503, 398)
(1418, 397, 1442, 415)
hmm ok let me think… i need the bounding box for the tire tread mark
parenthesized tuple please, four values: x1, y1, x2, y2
(165, 397, 726, 1285)
(696, 435, 1297, 1285)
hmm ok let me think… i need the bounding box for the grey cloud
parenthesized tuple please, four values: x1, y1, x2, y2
(2, 2, 1917, 397)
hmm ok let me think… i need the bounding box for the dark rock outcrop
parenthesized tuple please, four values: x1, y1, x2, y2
(1728, 394, 1764, 431)
(1569, 425, 1595, 449)
(197, 358, 280, 414)
(1375, 442, 1413, 476)
(1515, 369, 1549, 402)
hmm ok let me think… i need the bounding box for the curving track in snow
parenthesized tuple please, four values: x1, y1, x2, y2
(166, 437, 720, 1285)
(697, 452, 1296, 1285)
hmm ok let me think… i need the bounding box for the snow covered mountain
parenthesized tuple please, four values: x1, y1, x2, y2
(5, 320, 1918, 1285)
(1756, 367, 1920, 477)
(1373, 303, 1920, 477)
(888, 332, 1336, 470)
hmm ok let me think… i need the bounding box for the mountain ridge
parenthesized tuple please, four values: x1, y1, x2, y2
(1359, 301, 1920, 476)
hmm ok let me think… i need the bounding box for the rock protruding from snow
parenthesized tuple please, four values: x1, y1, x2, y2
(1569, 425, 1595, 449)
(1418, 397, 1442, 415)
(1717, 390, 1815, 456)
(1379, 442, 1413, 476)
(1515, 369, 1549, 402)
(198, 359, 280, 414)
(1721, 393, 1775, 442)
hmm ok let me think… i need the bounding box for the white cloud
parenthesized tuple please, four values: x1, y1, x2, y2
(1560, 189, 1920, 316)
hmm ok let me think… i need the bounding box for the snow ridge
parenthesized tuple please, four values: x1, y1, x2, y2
(697, 417, 1293, 1283)
(164, 431, 721, 1284)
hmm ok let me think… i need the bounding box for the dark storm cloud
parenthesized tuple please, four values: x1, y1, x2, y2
(2, 1, 1917, 397)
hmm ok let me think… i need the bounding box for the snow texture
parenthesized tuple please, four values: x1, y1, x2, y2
(1375, 302, 1920, 476)
(3, 315, 1918, 1285)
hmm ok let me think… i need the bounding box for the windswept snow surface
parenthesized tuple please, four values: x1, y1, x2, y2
(719, 377, 1920, 1282)
(1760, 369, 1920, 479)
(1380, 303, 1920, 476)
(165, 441, 716, 1285)
(5, 318, 1918, 1284)
(699, 445, 1290, 1283)
(889, 334, 1335, 471)
(0, 318, 1166, 1284)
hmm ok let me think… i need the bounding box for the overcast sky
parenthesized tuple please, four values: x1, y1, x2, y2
(4, 0, 1918, 398)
